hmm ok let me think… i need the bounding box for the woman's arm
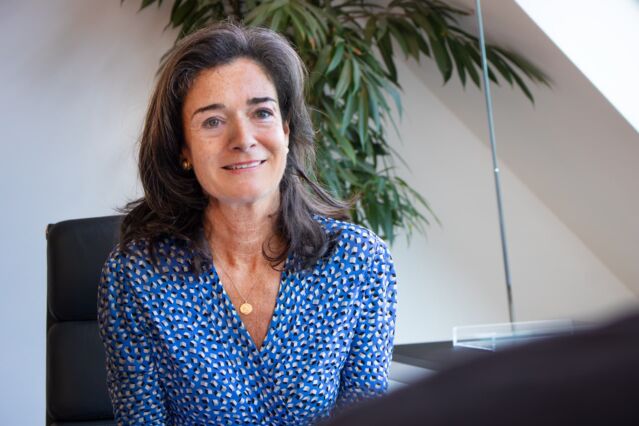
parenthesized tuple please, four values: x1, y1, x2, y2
(97, 248, 169, 425)
(335, 239, 398, 409)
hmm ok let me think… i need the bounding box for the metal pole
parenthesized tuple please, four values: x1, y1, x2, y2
(475, 0, 515, 323)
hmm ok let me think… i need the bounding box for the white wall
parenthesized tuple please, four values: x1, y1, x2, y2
(0, 1, 175, 424)
(433, 0, 639, 297)
(0, 1, 636, 424)
(389, 58, 637, 343)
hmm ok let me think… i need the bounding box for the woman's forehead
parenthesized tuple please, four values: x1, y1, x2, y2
(198, 59, 275, 92)
(185, 59, 278, 107)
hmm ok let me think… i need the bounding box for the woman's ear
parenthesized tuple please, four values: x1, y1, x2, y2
(283, 121, 290, 151)
(181, 144, 192, 162)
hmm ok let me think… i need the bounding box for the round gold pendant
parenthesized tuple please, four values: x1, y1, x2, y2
(239, 302, 253, 315)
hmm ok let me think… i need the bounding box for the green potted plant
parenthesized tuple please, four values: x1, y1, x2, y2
(130, 0, 549, 242)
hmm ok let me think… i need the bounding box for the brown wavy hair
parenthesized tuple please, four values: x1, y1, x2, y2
(121, 22, 350, 270)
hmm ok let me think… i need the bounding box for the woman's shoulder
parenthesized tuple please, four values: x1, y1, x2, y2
(103, 234, 196, 274)
(313, 215, 389, 257)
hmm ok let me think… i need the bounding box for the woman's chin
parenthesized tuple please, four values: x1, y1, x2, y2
(212, 189, 279, 209)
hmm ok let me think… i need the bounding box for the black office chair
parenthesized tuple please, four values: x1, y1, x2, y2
(46, 215, 122, 426)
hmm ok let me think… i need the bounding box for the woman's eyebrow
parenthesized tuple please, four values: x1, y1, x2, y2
(192, 103, 224, 118)
(248, 97, 277, 105)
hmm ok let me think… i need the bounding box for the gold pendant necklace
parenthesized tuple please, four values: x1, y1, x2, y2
(239, 302, 253, 315)
(214, 256, 258, 316)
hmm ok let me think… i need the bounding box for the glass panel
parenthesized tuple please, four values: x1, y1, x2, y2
(453, 319, 576, 351)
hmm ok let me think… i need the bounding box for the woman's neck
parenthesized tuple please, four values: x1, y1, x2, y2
(204, 198, 281, 270)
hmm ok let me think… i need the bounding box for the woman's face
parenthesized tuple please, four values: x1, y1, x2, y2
(181, 58, 290, 208)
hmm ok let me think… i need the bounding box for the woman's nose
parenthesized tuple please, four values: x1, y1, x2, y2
(229, 118, 256, 152)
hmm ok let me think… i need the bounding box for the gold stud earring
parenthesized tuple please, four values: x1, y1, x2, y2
(181, 159, 192, 171)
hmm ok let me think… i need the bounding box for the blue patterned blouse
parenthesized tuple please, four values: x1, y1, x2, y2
(97, 217, 397, 425)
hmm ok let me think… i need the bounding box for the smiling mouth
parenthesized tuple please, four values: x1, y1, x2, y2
(222, 160, 266, 170)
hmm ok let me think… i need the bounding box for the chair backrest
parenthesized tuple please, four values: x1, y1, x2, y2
(46, 215, 122, 426)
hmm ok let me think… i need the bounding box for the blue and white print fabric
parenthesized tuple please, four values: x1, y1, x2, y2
(97, 216, 397, 425)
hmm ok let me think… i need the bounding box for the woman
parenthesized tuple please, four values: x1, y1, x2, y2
(98, 23, 396, 426)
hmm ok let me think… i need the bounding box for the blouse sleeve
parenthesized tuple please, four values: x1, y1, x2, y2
(335, 239, 398, 410)
(97, 248, 168, 425)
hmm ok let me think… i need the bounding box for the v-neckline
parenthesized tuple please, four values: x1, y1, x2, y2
(209, 256, 292, 358)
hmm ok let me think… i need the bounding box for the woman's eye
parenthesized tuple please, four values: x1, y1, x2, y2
(255, 109, 274, 119)
(203, 117, 222, 128)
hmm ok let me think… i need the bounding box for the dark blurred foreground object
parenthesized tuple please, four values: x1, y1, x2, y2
(46, 216, 121, 426)
(327, 309, 639, 426)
